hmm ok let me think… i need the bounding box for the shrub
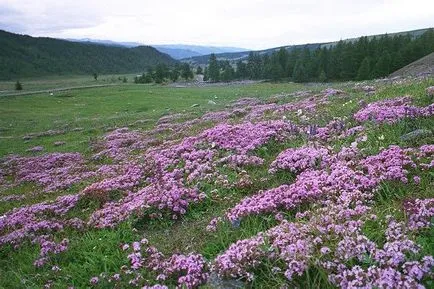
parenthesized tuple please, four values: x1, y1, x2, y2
(15, 80, 22, 90)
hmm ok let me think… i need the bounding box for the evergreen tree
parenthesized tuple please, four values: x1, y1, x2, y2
(15, 80, 22, 90)
(356, 57, 371, 80)
(196, 66, 203, 75)
(181, 63, 193, 80)
(277, 48, 288, 77)
(236, 61, 248, 79)
(203, 67, 209, 81)
(373, 51, 391, 78)
(221, 63, 235, 82)
(318, 69, 327, 82)
(292, 60, 307, 83)
(208, 54, 220, 82)
(247, 52, 262, 80)
(270, 53, 284, 81)
(170, 68, 180, 82)
(144, 73, 153, 83)
(154, 63, 169, 84)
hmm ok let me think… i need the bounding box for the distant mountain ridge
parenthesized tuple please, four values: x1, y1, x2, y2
(184, 28, 432, 64)
(152, 45, 249, 59)
(66, 39, 249, 60)
(65, 38, 143, 48)
(0, 30, 176, 80)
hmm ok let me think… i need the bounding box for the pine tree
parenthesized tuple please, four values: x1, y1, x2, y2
(208, 54, 220, 82)
(318, 69, 327, 82)
(221, 64, 235, 82)
(181, 63, 193, 80)
(270, 53, 284, 81)
(247, 52, 262, 80)
(292, 60, 307, 83)
(196, 66, 203, 75)
(15, 80, 22, 90)
(356, 57, 371, 80)
(236, 61, 248, 79)
(203, 67, 209, 81)
(373, 51, 391, 78)
(277, 48, 288, 77)
(154, 63, 169, 84)
(170, 69, 180, 82)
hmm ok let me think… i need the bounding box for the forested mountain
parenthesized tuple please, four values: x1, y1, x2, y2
(0, 30, 176, 80)
(202, 28, 434, 82)
(65, 40, 248, 60)
(186, 28, 432, 65)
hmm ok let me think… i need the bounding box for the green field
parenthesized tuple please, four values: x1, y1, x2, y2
(0, 74, 139, 96)
(0, 80, 308, 157)
(0, 77, 433, 289)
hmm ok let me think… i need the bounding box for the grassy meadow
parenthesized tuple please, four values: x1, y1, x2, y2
(0, 77, 433, 289)
(0, 80, 308, 157)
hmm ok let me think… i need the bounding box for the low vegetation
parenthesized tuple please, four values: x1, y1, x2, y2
(0, 75, 433, 288)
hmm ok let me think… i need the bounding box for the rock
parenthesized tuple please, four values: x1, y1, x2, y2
(231, 219, 240, 228)
(208, 100, 217, 105)
(426, 86, 434, 98)
(26, 146, 44, 153)
(54, 141, 66, 146)
(400, 129, 433, 142)
(357, 85, 376, 93)
(358, 99, 367, 108)
(206, 272, 245, 289)
(191, 103, 200, 108)
(323, 88, 345, 97)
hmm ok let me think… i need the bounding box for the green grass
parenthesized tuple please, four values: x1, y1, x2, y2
(0, 82, 305, 157)
(0, 77, 433, 288)
(0, 74, 139, 95)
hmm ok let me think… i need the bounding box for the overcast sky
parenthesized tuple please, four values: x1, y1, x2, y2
(0, 0, 433, 50)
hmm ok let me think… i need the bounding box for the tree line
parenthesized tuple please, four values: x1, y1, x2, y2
(134, 62, 196, 84)
(203, 29, 434, 82)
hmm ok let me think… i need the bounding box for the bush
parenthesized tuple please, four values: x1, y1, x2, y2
(15, 81, 22, 90)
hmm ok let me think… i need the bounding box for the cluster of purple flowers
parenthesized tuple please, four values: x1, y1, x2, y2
(404, 198, 434, 231)
(88, 120, 300, 227)
(354, 96, 434, 123)
(1, 87, 433, 288)
(32, 235, 69, 267)
(99, 238, 208, 288)
(269, 145, 331, 173)
(1, 152, 95, 192)
(211, 142, 434, 287)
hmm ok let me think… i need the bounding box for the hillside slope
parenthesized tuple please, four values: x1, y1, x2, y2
(185, 27, 432, 64)
(0, 30, 176, 80)
(389, 52, 434, 77)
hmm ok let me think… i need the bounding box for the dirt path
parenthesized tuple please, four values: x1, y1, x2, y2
(0, 83, 120, 97)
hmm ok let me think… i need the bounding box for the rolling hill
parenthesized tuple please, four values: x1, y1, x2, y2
(389, 52, 434, 78)
(65, 39, 248, 60)
(0, 30, 177, 80)
(185, 28, 432, 64)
